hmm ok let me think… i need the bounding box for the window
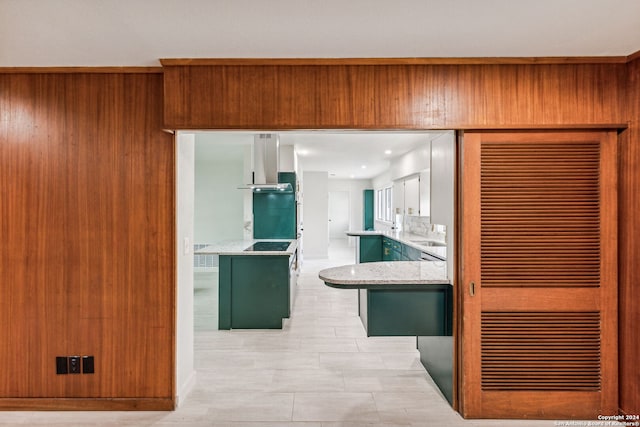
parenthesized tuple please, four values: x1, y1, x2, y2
(375, 186, 393, 222)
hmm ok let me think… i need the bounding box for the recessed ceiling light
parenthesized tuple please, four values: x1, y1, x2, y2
(297, 149, 309, 156)
(350, 175, 355, 179)
(361, 165, 367, 169)
(384, 150, 392, 155)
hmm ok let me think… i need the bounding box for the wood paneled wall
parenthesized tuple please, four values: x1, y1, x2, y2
(1, 58, 636, 413)
(0, 73, 175, 410)
(163, 63, 626, 129)
(620, 57, 640, 415)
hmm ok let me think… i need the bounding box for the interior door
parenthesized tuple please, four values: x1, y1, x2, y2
(328, 191, 350, 240)
(459, 131, 618, 419)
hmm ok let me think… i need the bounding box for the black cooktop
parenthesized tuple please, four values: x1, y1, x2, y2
(244, 241, 291, 252)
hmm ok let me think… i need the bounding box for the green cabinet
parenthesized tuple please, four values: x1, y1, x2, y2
(219, 255, 291, 329)
(382, 237, 402, 261)
(363, 189, 374, 230)
(365, 285, 452, 336)
(359, 235, 382, 263)
(418, 336, 453, 404)
(253, 172, 297, 239)
(360, 235, 424, 262)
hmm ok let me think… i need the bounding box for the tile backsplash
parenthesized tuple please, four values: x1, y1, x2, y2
(403, 216, 446, 242)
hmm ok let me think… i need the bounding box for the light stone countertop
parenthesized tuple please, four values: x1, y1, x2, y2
(319, 261, 449, 289)
(194, 239, 297, 256)
(346, 230, 447, 260)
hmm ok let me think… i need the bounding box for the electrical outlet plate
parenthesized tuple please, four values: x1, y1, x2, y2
(68, 356, 81, 374)
(56, 357, 68, 375)
(82, 356, 94, 374)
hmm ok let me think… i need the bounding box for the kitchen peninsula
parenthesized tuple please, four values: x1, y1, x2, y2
(319, 230, 453, 404)
(195, 239, 298, 329)
(319, 259, 451, 336)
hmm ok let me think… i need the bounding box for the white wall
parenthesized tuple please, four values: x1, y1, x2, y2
(372, 169, 392, 191)
(194, 137, 246, 243)
(390, 142, 431, 181)
(328, 179, 373, 246)
(302, 171, 329, 259)
(176, 132, 196, 406)
(280, 145, 296, 172)
(430, 131, 456, 280)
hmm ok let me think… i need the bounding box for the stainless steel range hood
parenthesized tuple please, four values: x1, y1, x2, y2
(240, 134, 292, 192)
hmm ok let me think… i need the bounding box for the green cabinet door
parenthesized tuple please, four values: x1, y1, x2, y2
(253, 172, 297, 239)
(363, 189, 374, 230)
(219, 255, 290, 329)
(359, 235, 382, 263)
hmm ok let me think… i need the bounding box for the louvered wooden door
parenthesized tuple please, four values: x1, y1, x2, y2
(460, 131, 618, 419)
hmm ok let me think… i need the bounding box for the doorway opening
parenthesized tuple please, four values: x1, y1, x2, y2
(175, 130, 457, 418)
(329, 190, 350, 241)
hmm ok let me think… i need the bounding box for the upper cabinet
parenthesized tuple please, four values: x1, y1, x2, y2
(393, 180, 405, 216)
(377, 132, 454, 222)
(392, 174, 422, 216)
(404, 175, 420, 216)
(390, 140, 431, 217)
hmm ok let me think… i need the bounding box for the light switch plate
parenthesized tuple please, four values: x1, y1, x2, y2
(183, 237, 190, 255)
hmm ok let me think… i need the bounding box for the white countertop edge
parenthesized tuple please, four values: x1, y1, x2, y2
(194, 239, 298, 256)
(319, 261, 450, 286)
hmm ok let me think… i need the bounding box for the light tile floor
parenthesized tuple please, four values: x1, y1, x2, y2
(1, 240, 563, 426)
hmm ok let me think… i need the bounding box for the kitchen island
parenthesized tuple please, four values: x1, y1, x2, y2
(195, 239, 298, 329)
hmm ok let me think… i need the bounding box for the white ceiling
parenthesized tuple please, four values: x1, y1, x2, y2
(1, 0, 639, 67)
(281, 131, 443, 180)
(195, 131, 444, 180)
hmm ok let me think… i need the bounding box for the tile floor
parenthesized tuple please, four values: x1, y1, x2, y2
(0, 240, 560, 426)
